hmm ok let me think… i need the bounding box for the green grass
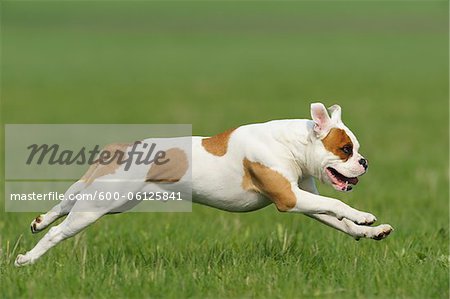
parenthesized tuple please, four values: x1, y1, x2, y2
(0, 1, 448, 298)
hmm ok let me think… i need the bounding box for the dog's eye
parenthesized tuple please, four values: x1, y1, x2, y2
(341, 145, 353, 155)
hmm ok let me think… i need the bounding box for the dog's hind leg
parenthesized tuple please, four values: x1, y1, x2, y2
(30, 181, 85, 234)
(16, 208, 105, 267)
(30, 153, 113, 233)
(15, 180, 146, 267)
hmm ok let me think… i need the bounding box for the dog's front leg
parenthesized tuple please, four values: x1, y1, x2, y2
(283, 186, 376, 225)
(298, 177, 392, 240)
(306, 214, 393, 240)
(244, 162, 376, 224)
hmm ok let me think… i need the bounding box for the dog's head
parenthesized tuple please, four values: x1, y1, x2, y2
(308, 102, 368, 192)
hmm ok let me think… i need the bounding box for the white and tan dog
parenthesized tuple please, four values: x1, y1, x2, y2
(15, 103, 393, 267)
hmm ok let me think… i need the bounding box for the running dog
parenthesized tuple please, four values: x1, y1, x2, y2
(15, 103, 393, 267)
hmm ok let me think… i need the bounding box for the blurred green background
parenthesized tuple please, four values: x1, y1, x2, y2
(1, 1, 448, 298)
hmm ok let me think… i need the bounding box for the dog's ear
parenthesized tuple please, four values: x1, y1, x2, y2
(328, 104, 342, 122)
(311, 103, 331, 135)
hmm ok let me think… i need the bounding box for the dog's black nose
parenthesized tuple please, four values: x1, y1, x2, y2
(359, 158, 368, 170)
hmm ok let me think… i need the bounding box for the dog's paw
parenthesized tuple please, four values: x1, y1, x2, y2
(14, 253, 33, 267)
(369, 224, 393, 240)
(30, 215, 44, 234)
(353, 212, 377, 226)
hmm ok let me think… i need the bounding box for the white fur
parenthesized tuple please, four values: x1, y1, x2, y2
(15, 103, 393, 267)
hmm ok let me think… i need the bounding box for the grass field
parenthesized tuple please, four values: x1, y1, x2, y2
(1, 1, 449, 298)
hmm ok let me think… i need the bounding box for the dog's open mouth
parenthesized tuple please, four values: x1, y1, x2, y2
(326, 167, 359, 191)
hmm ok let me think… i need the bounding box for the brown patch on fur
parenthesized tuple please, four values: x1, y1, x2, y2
(322, 128, 353, 161)
(242, 158, 296, 212)
(146, 148, 188, 183)
(201, 128, 236, 156)
(81, 143, 132, 186)
(35, 216, 42, 223)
